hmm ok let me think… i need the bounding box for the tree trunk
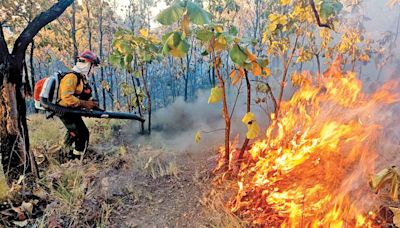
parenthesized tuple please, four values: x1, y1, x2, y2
(184, 55, 189, 101)
(71, 1, 78, 63)
(130, 74, 145, 134)
(141, 65, 151, 135)
(0, 0, 73, 184)
(98, 1, 106, 110)
(238, 70, 251, 164)
(0, 64, 38, 183)
(213, 54, 230, 169)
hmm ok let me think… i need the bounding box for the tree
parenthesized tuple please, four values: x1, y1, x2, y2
(111, 28, 162, 134)
(0, 0, 73, 184)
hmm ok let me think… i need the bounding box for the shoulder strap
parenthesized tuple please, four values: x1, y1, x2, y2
(59, 71, 83, 86)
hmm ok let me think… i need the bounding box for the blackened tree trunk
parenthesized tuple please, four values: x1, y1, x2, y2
(0, 0, 73, 184)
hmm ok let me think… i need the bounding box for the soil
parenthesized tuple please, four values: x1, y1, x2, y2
(80, 127, 217, 228)
(103, 148, 213, 228)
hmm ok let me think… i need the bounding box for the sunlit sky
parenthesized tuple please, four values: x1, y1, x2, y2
(115, 0, 166, 28)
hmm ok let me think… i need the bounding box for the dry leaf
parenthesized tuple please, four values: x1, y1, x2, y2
(194, 131, 201, 144)
(389, 207, 400, 227)
(21, 201, 33, 215)
(370, 167, 400, 202)
(13, 220, 28, 227)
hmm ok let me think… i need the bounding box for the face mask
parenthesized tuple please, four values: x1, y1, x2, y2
(73, 62, 92, 76)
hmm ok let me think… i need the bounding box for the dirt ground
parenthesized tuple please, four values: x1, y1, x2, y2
(0, 116, 229, 228)
(98, 144, 214, 228)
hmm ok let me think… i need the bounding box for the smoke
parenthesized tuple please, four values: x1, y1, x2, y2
(127, 90, 240, 153)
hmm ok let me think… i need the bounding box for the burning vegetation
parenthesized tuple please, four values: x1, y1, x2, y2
(217, 72, 400, 227)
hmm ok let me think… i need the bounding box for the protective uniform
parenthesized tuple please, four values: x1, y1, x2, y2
(58, 50, 100, 159)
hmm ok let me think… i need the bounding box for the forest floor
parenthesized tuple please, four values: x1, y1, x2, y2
(2, 115, 241, 228)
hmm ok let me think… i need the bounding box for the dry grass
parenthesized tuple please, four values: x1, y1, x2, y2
(131, 146, 180, 179)
(28, 114, 127, 151)
(24, 114, 237, 227)
(200, 178, 246, 228)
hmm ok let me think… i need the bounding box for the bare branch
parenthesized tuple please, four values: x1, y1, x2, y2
(12, 0, 73, 61)
(309, 0, 332, 29)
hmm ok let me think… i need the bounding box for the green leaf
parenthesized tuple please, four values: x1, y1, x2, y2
(114, 29, 126, 37)
(229, 44, 248, 66)
(156, 1, 185, 25)
(114, 39, 132, 54)
(163, 32, 190, 58)
(186, 1, 211, 25)
(196, 29, 213, 42)
(320, 0, 343, 20)
(124, 54, 133, 65)
(109, 54, 122, 67)
(229, 26, 238, 36)
(257, 58, 269, 68)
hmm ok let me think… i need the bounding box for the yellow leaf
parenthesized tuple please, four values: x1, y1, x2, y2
(245, 49, 257, 62)
(280, 0, 291, 5)
(247, 121, 260, 139)
(139, 28, 149, 37)
(195, 131, 201, 143)
(262, 30, 268, 44)
(229, 70, 241, 85)
(251, 62, 261, 76)
(242, 112, 260, 139)
(390, 207, 400, 227)
(359, 53, 370, 63)
(263, 67, 271, 77)
(369, 167, 400, 202)
(229, 70, 236, 78)
(182, 14, 190, 36)
(242, 112, 255, 124)
(268, 23, 278, 32)
(215, 26, 223, 33)
(208, 86, 223, 104)
(170, 48, 186, 58)
(392, 174, 399, 201)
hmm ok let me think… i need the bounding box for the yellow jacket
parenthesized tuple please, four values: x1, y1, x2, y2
(58, 73, 84, 108)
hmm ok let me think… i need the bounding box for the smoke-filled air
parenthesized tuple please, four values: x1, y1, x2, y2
(0, 0, 400, 227)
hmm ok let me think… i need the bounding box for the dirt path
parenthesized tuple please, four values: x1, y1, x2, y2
(88, 132, 215, 228)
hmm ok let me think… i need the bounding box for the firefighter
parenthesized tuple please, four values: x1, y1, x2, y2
(58, 50, 100, 159)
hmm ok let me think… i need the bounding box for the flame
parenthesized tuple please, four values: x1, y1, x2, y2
(223, 72, 400, 227)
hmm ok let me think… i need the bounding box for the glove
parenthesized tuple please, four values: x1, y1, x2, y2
(79, 100, 98, 110)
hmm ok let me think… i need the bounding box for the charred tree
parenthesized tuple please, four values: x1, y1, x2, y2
(0, 0, 73, 184)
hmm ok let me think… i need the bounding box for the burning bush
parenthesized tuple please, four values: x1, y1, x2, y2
(221, 73, 400, 226)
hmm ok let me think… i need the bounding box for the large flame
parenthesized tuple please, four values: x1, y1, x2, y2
(226, 72, 400, 227)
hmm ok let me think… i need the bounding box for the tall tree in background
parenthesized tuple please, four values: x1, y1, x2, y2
(0, 0, 73, 183)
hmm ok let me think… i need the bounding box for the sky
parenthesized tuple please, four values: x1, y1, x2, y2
(116, 0, 166, 27)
